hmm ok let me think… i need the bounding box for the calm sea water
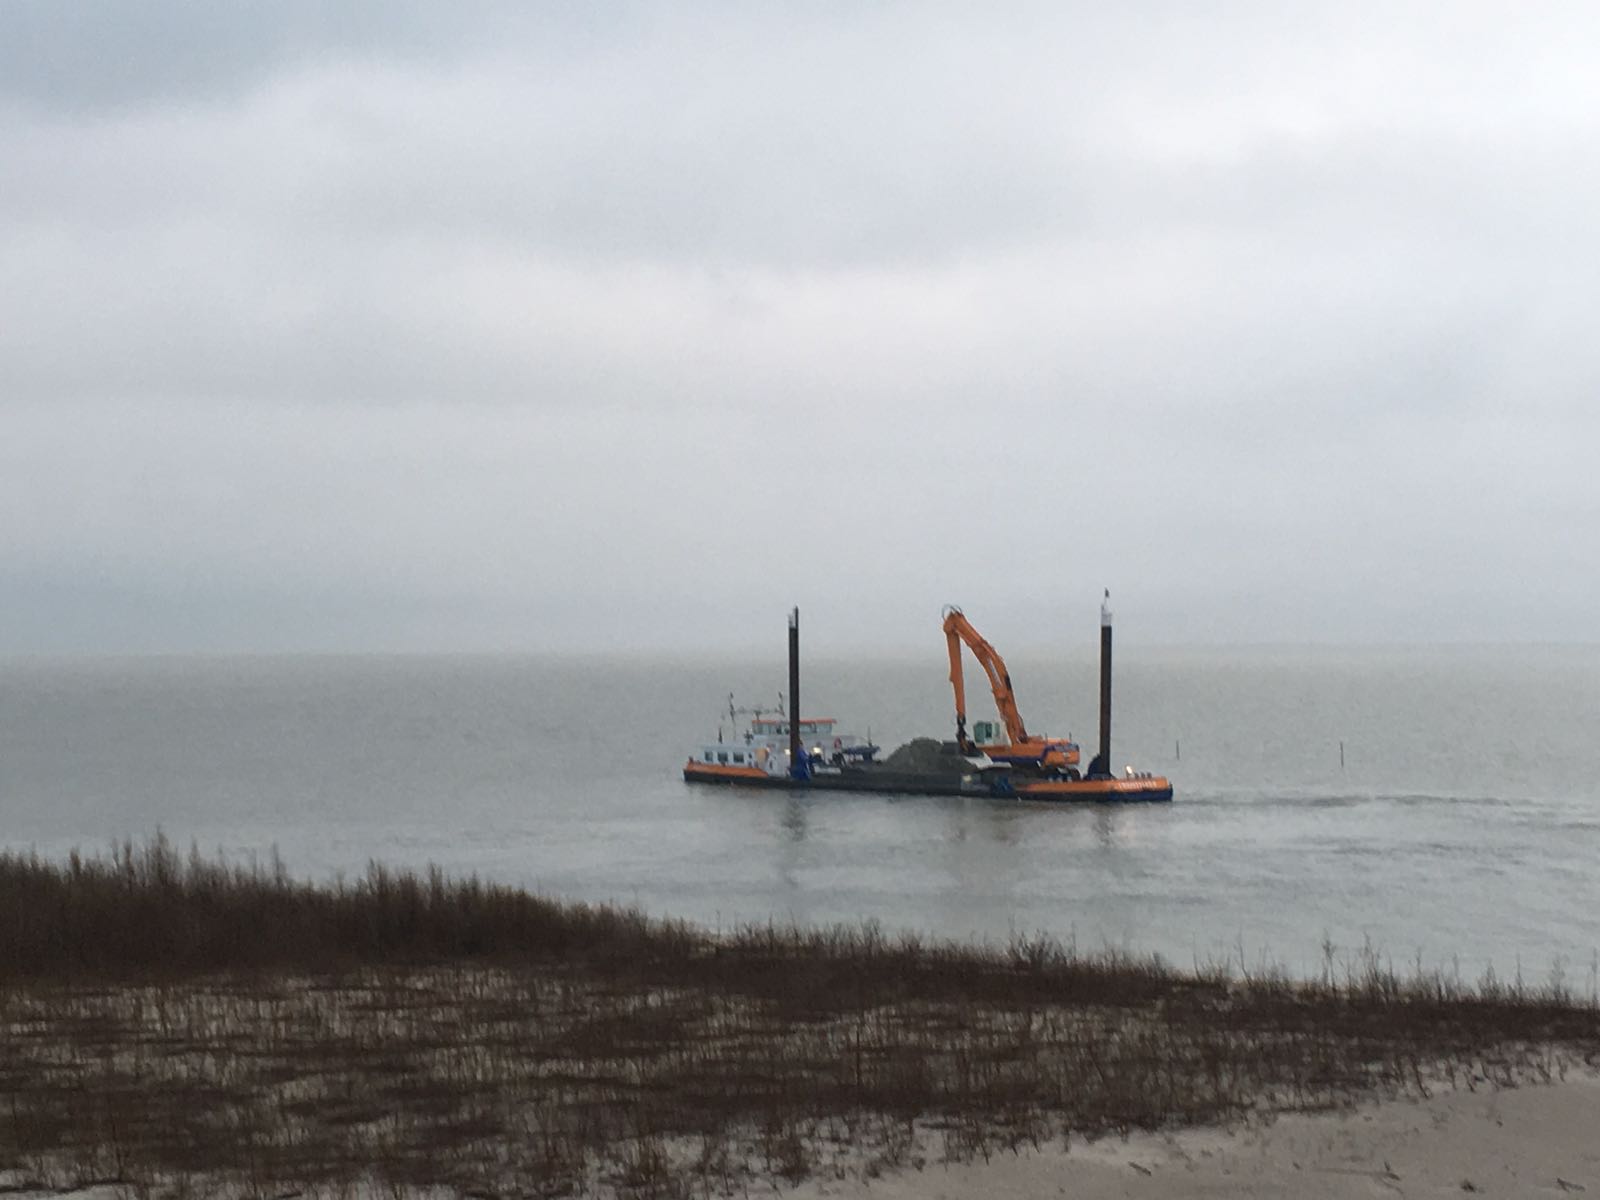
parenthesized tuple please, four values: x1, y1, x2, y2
(2, 647, 1597, 982)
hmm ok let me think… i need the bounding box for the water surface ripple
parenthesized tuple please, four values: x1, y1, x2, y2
(2, 647, 1596, 980)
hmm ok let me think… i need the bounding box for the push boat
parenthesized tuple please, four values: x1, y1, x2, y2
(682, 598, 1173, 804)
(685, 704, 881, 785)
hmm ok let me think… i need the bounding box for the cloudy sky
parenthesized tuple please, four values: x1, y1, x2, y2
(3, 2, 1597, 655)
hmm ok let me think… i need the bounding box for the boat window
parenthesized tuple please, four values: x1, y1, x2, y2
(717, 752, 729, 764)
(732, 752, 744, 763)
(704, 752, 714, 762)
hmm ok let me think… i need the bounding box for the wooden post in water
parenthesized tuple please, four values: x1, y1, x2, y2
(788, 607, 804, 780)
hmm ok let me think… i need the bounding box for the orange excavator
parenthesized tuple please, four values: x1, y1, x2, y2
(942, 606, 1081, 774)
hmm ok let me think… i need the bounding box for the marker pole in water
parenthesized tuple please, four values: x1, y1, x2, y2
(1098, 590, 1113, 778)
(788, 607, 805, 781)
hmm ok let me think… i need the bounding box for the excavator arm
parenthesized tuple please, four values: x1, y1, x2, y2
(942, 607, 1031, 750)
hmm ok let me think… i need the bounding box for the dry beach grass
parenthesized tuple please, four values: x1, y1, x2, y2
(2, 838, 1597, 1197)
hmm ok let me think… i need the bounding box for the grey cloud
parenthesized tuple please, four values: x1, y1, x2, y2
(0, 0, 619, 115)
(3, 2, 1599, 651)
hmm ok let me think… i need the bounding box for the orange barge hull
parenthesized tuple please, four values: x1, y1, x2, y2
(683, 761, 1172, 803)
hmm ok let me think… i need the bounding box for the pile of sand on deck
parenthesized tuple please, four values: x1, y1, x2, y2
(881, 737, 973, 774)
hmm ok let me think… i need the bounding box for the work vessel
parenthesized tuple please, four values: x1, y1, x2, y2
(682, 598, 1173, 803)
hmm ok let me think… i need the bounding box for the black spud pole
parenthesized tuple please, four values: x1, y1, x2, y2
(788, 607, 804, 780)
(1097, 590, 1113, 778)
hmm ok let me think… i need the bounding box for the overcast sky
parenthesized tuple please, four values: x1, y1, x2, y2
(3, 2, 1597, 655)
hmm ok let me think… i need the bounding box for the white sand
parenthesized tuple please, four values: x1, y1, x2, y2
(792, 1074, 1600, 1200)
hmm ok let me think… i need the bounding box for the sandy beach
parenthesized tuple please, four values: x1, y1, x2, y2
(791, 1073, 1600, 1200)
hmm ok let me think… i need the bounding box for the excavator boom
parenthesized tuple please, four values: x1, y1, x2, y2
(942, 606, 1079, 771)
(942, 607, 1030, 748)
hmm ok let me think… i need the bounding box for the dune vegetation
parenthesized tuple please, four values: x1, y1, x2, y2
(2, 838, 1596, 1197)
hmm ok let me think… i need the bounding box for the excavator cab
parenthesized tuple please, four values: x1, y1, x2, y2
(972, 720, 1002, 745)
